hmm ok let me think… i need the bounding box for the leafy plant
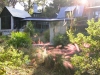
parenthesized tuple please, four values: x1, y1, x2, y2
(0, 46, 30, 74)
(53, 33, 69, 47)
(8, 32, 32, 48)
(67, 19, 100, 75)
(30, 47, 48, 67)
(24, 21, 35, 37)
(43, 30, 50, 42)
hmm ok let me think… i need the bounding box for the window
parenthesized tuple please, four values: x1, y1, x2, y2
(34, 21, 49, 32)
(1, 16, 11, 29)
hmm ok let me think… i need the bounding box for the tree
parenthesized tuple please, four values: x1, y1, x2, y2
(0, 0, 7, 13)
(0, 0, 18, 13)
(18, 0, 48, 13)
(7, 0, 18, 8)
(41, 0, 74, 18)
(24, 21, 35, 37)
(68, 19, 100, 75)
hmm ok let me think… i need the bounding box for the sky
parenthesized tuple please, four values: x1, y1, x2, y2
(15, 2, 24, 10)
(15, 0, 53, 10)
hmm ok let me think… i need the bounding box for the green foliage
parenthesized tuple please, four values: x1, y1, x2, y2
(43, 30, 50, 42)
(30, 47, 48, 66)
(86, 19, 100, 38)
(54, 55, 68, 75)
(24, 21, 35, 37)
(0, 46, 30, 74)
(42, 0, 73, 18)
(44, 55, 55, 69)
(8, 32, 31, 48)
(44, 54, 73, 75)
(67, 19, 100, 75)
(53, 33, 69, 47)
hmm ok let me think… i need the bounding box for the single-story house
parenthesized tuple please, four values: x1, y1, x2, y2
(0, 5, 100, 44)
(49, 5, 100, 44)
(0, 6, 71, 44)
(0, 6, 31, 35)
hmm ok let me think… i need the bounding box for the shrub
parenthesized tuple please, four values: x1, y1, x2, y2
(8, 32, 32, 48)
(44, 55, 55, 69)
(30, 47, 48, 67)
(0, 46, 30, 74)
(24, 21, 35, 37)
(53, 33, 69, 47)
(67, 19, 100, 75)
(43, 30, 50, 42)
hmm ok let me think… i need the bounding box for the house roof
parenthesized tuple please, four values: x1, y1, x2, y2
(57, 6, 84, 18)
(57, 7, 68, 19)
(6, 6, 31, 18)
(22, 17, 72, 21)
(74, 6, 84, 17)
(65, 6, 76, 11)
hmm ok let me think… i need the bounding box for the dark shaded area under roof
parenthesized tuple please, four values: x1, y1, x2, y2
(22, 17, 72, 21)
(5, 6, 31, 18)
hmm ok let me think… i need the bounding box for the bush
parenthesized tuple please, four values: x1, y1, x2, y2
(44, 54, 73, 75)
(24, 21, 35, 37)
(43, 30, 50, 42)
(29, 47, 48, 67)
(44, 55, 55, 69)
(67, 19, 100, 75)
(53, 33, 69, 47)
(0, 46, 30, 74)
(8, 32, 32, 48)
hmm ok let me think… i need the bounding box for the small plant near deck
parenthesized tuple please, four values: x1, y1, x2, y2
(8, 32, 31, 48)
(53, 33, 69, 47)
(67, 19, 100, 75)
(43, 30, 50, 42)
(24, 21, 35, 37)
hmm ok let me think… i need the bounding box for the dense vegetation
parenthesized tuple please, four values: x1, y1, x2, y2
(67, 19, 100, 75)
(8, 32, 32, 48)
(53, 33, 69, 47)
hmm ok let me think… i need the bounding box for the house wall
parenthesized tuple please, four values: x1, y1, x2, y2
(50, 21, 68, 44)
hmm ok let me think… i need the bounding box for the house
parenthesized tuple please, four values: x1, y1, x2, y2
(49, 5, 86, 44)
(49, 4, 100, 44)
(0, 6, 31, 35)
(0, 4, 100, 44)
(0, 6, 70, 42)
(0, 6, 71, 44)
(0, 6, 50, 34)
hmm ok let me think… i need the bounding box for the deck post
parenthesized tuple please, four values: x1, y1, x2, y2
(11, 16, 14, 30)
(0, 18, 1, 31)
